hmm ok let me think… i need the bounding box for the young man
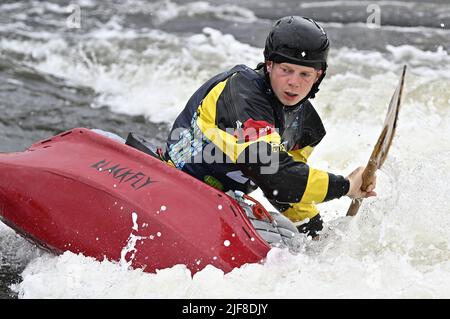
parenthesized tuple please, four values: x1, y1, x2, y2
(165, 16, 376, 237)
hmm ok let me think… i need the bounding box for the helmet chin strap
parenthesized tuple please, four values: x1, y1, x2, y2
(300, 68, 327, 104)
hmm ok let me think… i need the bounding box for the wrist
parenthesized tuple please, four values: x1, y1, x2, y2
(344, 177, 351, 196)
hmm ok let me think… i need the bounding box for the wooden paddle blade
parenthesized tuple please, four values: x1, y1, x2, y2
(346, 65, 407, 217)
(377, 65, 407, 168)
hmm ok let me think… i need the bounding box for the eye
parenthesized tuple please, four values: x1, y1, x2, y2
(281, 67, 292, 74)
(300, 72, 313, 78)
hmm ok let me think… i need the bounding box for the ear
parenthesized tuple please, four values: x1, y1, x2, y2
(315, 70, 323, 83)
(266, 61, 273, 73)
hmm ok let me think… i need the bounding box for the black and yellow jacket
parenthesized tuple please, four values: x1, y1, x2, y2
(166, 64, 349, 222)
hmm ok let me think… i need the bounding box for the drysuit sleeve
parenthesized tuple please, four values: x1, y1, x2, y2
(237, 141, 349, 206)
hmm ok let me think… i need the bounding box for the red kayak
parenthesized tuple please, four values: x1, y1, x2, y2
(0, 128, 277, 274)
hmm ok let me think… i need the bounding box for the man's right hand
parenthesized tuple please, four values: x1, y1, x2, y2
(345, 166, 377, 199)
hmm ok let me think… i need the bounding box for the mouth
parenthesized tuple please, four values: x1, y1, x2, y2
(283, 91, 299, 100)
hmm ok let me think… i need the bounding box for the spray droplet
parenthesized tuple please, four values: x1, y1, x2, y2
(113, 184, 117, 188)
(441, 23, 445, 28)
(251, 237, 255, 241)
(218, 205, 223, 210)
(224, 240, 231, 247)
(160, 205, 166, 211)
(273, 189, 278, 196)
(232, 233, 236, 237)
(132, 212, 138, 231)
(213, 256, 217, 260)
(157, 232, 162, 237)
(231, 257, 235, 261)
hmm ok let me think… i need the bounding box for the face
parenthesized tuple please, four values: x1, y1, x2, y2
(266, 61, 323, 106)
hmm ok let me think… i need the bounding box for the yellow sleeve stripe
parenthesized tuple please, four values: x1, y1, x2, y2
(300, 167, 329, 204)
(282, 202, 320, 222)
(288, 146, 314, 163)
(196, 79, 281, 163)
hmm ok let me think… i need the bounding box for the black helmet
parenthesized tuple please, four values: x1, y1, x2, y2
(264, 16, 330, 100)
(264, 16, 329, 71)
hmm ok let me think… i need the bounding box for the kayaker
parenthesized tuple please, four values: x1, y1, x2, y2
(164, 16, 376, 238)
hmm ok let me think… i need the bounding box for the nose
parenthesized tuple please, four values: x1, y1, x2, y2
(287, 74, 300, 88)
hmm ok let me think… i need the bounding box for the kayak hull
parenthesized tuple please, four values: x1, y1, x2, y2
(0, 128, 270, 274)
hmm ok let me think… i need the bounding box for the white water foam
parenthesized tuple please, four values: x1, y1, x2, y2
(112, 0, 258, 25)
(1, 27, 261, 123)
